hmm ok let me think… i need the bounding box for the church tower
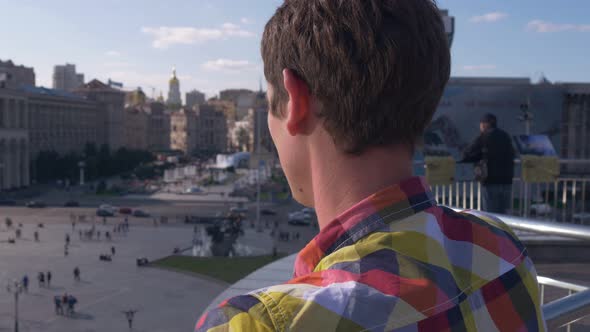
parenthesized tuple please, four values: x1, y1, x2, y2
(167, 66, 182, 110)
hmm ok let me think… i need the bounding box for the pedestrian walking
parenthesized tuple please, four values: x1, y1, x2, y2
(123, 310, 137, 330)
(462, 113, 515, 214)
(103, 216, 107, 225)
(64, 244, 69, 257)
(106, 231, 111, 241)
(54, 296, 63, 315)
(47, 271, 52, 287)
(22, 275, 29, 292)
(38, 272, 45, 288)
(73, 267, 80, 282)
(111, 246, 116, 256)
(65, 233, 70, 245)
(34, 230, 39, 242)
(67, 295, 77, 315)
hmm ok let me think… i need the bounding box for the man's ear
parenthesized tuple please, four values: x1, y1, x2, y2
(283, 69, 311, 136)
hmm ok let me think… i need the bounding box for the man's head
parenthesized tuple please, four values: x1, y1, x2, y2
(480, 113, 498, 133)
(263, 0, 450, 204)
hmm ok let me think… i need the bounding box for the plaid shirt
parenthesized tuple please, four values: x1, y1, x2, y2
(196, 177, 546, 331)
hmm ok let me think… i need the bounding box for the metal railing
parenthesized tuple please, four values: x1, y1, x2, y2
(424, 159, 590, 224)
(539, 276, 590, 331)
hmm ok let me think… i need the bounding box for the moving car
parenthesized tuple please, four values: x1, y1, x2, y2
(119, 207, 132, 215)
(230, 205, 248, 214)
(26, 201, 46, 208)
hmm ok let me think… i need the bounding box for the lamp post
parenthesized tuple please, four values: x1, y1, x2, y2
(78, 161, 86, 186)
(6, 279, 23, 332)
(519, 99, 533, 217)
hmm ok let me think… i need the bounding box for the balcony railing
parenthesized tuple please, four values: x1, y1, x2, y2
(422, 159, 590, 224)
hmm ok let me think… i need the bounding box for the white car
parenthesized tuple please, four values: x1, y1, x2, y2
(98, 204, 117, 214)
(301, 208, 316, 219)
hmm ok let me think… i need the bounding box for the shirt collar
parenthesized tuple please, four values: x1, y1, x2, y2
(293, 176, 436, 277)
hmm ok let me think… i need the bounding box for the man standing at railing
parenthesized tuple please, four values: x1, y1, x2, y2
(462, 113, 515, 214)
(196, 0, 545, 331)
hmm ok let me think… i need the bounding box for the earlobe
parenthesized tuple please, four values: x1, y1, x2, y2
(283, 69, 310, 136)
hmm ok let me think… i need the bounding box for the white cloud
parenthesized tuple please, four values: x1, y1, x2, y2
(469, 12, 508, 24)
(105, 50, 121, 57)
(240, 17, 253, 25)
(202, 59, 258, 72)
(527, 20, 590, 33)
(103, 61, 131, 68)
(141, 23, 255, 49)
(462, 64, 497, 72)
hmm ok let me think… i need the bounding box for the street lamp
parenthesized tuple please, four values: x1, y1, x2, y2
(519, 101, 533, 135)
(6, 279, 23, 332)
(78, 161, 86, 186)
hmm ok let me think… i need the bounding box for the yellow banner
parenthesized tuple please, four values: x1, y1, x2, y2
(425, 157, 456, 185)
(521, 155, 560, 183)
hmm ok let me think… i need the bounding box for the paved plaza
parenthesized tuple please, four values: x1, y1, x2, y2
(0, 207, 228, 332)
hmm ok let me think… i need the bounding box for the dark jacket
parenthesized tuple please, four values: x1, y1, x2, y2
(462, 128, 515, 185)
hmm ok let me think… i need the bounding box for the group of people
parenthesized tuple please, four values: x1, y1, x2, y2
(54, 293, 78, 316)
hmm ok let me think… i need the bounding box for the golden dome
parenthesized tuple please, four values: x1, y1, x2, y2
(169, 66, 179, 84)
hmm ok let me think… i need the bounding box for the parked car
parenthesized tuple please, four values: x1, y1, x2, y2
(288, 211, 311, 226)
(230, 206, 249, 214)
(0, 199, 17, 206)
(64, 200, 80, 207)
(98, 204, 117, 213)
(184, 187, 203, 194)
(26, 201, 46, 208)
(96, 209, 115, 217)
(530, 202, 552, 216)
(261, 208, 277, 216)
(119, 207, 133, 215)
(301, 208, 316, 219)
(133, 209, 150, 218)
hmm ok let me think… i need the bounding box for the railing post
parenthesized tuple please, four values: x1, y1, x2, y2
(562, 180, 568, 223)
(540, 284, 545, 305)
(572, 181, 577, 219)
(449, 184, 453, 207)
(434, 185, 439, 204)
(477, 182, 482, 211)
(456, 182, 460, 210)
(470, 182, 474, 210)
(582, 180, 587, 218)
(554, 181, 559, 221)
(442, 185, 446, 206)
(545, 182, 551, 219)
(463, 182, 467, 210)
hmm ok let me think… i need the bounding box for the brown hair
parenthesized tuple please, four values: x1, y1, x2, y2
(262, 0, 451, 154)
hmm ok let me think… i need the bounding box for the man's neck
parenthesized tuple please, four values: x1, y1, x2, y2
(309, 145, 413, 229)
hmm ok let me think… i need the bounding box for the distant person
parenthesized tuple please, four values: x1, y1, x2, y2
(462, 113, 515, 214)
(73, 267, 80, 282)
(123, 310, 137, 330)
(22, 275, 29, 292)
(54, 296, 63, 315)
(47, 271, 52, 287)
(65, 233, 70, 245)
(196, 1, 544, 331)
(111, 246, 116, 256)
(34, 231, 39, 242)
(38, 272, 45, 288)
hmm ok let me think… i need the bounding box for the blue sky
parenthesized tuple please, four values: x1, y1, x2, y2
(1, 0, 589, 99)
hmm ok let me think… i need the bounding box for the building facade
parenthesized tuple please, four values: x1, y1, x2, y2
(171, 109, 197, 155)
(53, 63, 84, 91)
(0, 59, 35, 89)
(0, 89, 30, 190)
(25, 86, 101, 157)
(124, 102, 170, 151)
(561, 84, 590, 174)
(75, 80, 126, 151)
(186, 90, 206, 110)
(195, 104, 228, 153)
